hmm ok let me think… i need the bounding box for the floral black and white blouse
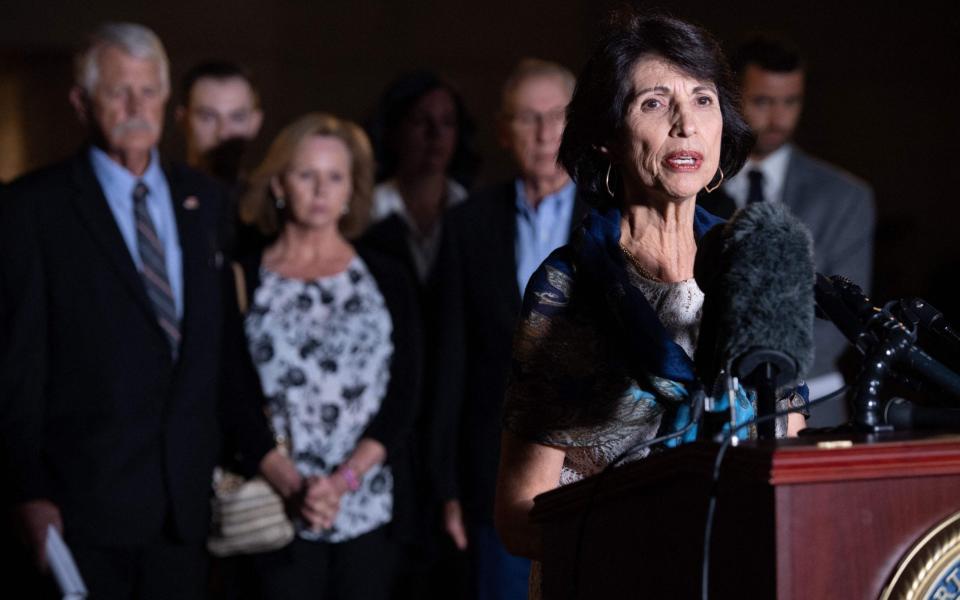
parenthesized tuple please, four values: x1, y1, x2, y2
(245, 256, 394, 543)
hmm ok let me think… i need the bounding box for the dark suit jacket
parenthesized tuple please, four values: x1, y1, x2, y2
(698, 146, 876, 378)
(431, 181, 588, 524)
(359, 215, 420, 286)
(357, 214, 441, 541)
(0, 149, 260, 547)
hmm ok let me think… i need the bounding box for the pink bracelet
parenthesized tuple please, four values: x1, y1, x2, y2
(338, 467, 360, 492)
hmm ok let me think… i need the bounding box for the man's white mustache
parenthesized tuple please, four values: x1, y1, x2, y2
(112, 118, 156, 137)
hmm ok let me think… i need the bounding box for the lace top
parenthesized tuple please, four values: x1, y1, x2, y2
(627, 272, 704, 360)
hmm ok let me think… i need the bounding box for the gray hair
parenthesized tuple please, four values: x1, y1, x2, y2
(74, 22, 170, 96)
(500, 58, 576, 114)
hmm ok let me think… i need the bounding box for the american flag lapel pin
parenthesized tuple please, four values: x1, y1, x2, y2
(183, 195, 200, 210)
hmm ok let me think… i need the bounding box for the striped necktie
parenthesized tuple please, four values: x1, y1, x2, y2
(132, 181, 180, 357)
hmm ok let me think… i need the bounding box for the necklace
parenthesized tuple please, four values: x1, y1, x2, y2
(618, 242, 662, 282)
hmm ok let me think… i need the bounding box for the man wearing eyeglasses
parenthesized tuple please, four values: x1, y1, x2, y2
(429, 58, 588, 600)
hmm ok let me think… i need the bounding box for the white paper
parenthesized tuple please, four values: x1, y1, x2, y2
(45, 525, 88, 599)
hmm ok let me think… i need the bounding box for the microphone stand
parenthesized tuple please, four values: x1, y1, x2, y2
(817, 275, 960, 432)
(851, 326, 906, 432)
(829, 277, 910, 431)
(733, 349, 797, 441)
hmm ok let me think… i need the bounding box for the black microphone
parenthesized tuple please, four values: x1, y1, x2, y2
(813, 274, 877, 353)
(814, 275, 960, 429)
(694, 202, 816, 439)
(898, 298, 960, 348)
(814, 275, 960, 398)
(885, 397, 960, 431)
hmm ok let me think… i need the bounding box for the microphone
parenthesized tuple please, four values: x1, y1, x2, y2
(897, 298, 960, 348)
(885, 397, 960, 431)
(815, 274, 960, 404)
(813, 274, 877, 353)
(694, 202, 816, 439)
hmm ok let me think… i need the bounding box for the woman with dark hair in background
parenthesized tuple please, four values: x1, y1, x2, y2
(362, 71, 480, 599)
(235, 112, 421, 599)
(363, 70, 479, 283)
(493, 11, 807, 597)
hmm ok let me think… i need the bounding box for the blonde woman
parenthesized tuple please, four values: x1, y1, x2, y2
(236, 113, 421, 599)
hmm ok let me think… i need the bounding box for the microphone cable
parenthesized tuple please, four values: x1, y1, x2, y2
(567, 384, 840, 599)
(700, 384, 850, 600)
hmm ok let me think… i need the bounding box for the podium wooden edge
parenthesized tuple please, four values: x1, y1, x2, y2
(531, 433, 960, 524)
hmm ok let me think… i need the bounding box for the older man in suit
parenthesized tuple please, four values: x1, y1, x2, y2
(431, 59, 588, 600)
(698, 37, 876, 425)
(0, 23, 283, 599)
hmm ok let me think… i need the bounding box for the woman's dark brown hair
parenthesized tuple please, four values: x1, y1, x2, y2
(559, 10, 753, 205)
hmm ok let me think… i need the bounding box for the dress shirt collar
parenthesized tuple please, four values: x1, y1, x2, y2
(724, 143, 793, 207)
(513, 178, 576, 217)
(371, 177, 468, 225)
(89, 145, 166, 199)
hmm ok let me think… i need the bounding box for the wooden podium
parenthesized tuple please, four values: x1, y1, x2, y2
(530, 434, 960, 599)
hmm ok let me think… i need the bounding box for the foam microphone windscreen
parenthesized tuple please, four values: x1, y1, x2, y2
(694, 201, 816, 391)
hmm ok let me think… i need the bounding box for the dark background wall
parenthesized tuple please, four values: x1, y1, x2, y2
(1, 0, 958, 312)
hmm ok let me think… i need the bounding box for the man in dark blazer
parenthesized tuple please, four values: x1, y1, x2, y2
(431, 59, 588, 600)
(0, 23, 272, 599)
(698, 37, 875, 426)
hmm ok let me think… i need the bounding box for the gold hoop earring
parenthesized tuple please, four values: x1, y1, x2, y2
(704, 168, 724, 194)
(605, 163, 614, 198)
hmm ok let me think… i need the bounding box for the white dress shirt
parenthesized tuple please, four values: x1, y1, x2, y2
(723, 143, 793, 209)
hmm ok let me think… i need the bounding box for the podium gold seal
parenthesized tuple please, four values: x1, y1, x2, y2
(881, 510, 960, 600)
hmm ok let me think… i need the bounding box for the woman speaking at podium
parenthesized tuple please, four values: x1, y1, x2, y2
(493, 9, 807, 596)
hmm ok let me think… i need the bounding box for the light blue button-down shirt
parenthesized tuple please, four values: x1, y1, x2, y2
(89, 146, 184, 319)
(514, 178, 576, 297)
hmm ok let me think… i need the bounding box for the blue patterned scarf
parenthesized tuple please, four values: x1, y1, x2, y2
(572, 204, 753, 443)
